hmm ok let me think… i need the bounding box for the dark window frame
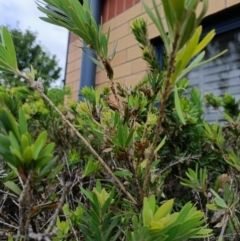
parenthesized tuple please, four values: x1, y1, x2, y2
(153, 3, 240, 66)
(152, 4, 240, 121)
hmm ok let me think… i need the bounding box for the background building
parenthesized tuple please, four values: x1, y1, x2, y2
(65, 0, 240, 121)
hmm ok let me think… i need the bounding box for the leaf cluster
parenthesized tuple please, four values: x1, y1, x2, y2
(1, 0, 239, 240)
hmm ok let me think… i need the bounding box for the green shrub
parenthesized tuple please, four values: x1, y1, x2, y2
(1, 0, 239, 240)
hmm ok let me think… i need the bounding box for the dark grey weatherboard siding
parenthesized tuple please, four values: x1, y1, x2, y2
(187, 28, 240, 122)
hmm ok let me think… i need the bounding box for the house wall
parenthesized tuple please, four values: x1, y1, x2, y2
(65, 35, 82, 100)
(65, 0, 240, 100)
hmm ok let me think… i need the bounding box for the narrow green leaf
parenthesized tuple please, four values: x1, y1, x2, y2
(80, 186, 94, 202)
(142, 208, 153, 227)
(174, 88, 186, 125)
(148, 195, 156, 213)
(114, 111, 120, 127)
(154, 136, 166, 153)
(4, 181, 22, 196)
(114, 170, 133, 177)
(206, 203, 221, 211)
(0, 58, 14, 72)
(18, 109, 28, 135)
(104, 216, 121, 241)
(33, 131, 48, 160)
(196, 0, 208, 24)
(82, 158, 100, 178)
(169, 0, 185, 21)
(142, 1, 169, 53)
(68, 6, 88, 35)
(179, 26, 202, 70)
(88, 55, 105, 70)
(20, 135, 30, 154)
(87, 24, 99, 51)
(223, 112, 234, 123)
(0, 108, 20, 140)
(36, 4, 74, 28)
(0, 133, 10, 147)
(0, 43, 15, 67)
(188, 51, 205, 68)
(99, 29, 108, 58)
(23, 146, 34, 166)
(91, 128, 103, 140)
(106, 26, 110, 42)
(1, 27, 17, 68)
(210, 189, 228, 209)
(9, 132, 21, 152)
(193, 30, 215, 57)
(177, 217, 205, 235)
(110, 41, 118, 61)
(171, 60, 183, 85)
(35, 154, 53, 169)
(188, 167, 198, 180)
(177, 50, 227, 81)
(178, 11, 196, 50)
(39, 17, 62, 26)
(38, 142, 55, 159)
(123, 124, 128, 148)
(153, 199, 174, 221)
(214, 198, 228, 209)
(161, 0, 176, 40)
(125, 129, 134, 148)
(102, 190, 115, 215)
(39, 156, 59, 178)
(117, 125, 123, 147)
(176, 202, 192, 223)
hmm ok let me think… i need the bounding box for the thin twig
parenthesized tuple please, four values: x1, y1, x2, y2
(0, 219, 18, 229)
(69, 219, 79, 241)
(0, 211, 18, 227)
(128, 154, 143, 204)
(219, 214, 229, 240)
(16, 171, 33, 241)
(0, 189, 18, 199)
(141, 103, 152, 151)
(110, 81, 124, 116)
(29, 230, 58, 240)
(101, 58, 124, 116)
(45, 182, 71, 234)
(159, 155, 201, 174)
(229, 209, 240, 239)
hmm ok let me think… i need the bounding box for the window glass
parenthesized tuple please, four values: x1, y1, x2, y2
(187, 28, 240, 121)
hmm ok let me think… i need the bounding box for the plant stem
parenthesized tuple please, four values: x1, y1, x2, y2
(102, 58, 124, 116)
(129, 154, 143, 204)
(219, 214, 229, 241)
(18, 72, 138, 207)
(16, 171, 33, 241)
(141, 103, 152, 142)
(45, 182, 71, 234)
(229, 210, 240, 239)
(142, 33, 180, 200)
(110, 80, 124, 116)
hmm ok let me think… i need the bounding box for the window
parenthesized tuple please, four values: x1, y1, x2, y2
(154, 4, 240, 122)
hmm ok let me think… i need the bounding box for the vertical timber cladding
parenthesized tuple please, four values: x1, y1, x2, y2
(65, 0, 240, 100)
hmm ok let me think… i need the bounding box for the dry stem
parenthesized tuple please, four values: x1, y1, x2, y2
(110, 81, 124, 114)
(45, 182, 71, 234)
(229, 210, 240, 239)
(16, 171, 33, 241)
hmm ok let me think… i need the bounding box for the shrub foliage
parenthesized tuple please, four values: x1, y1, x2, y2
(0, 0, 239, 240)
